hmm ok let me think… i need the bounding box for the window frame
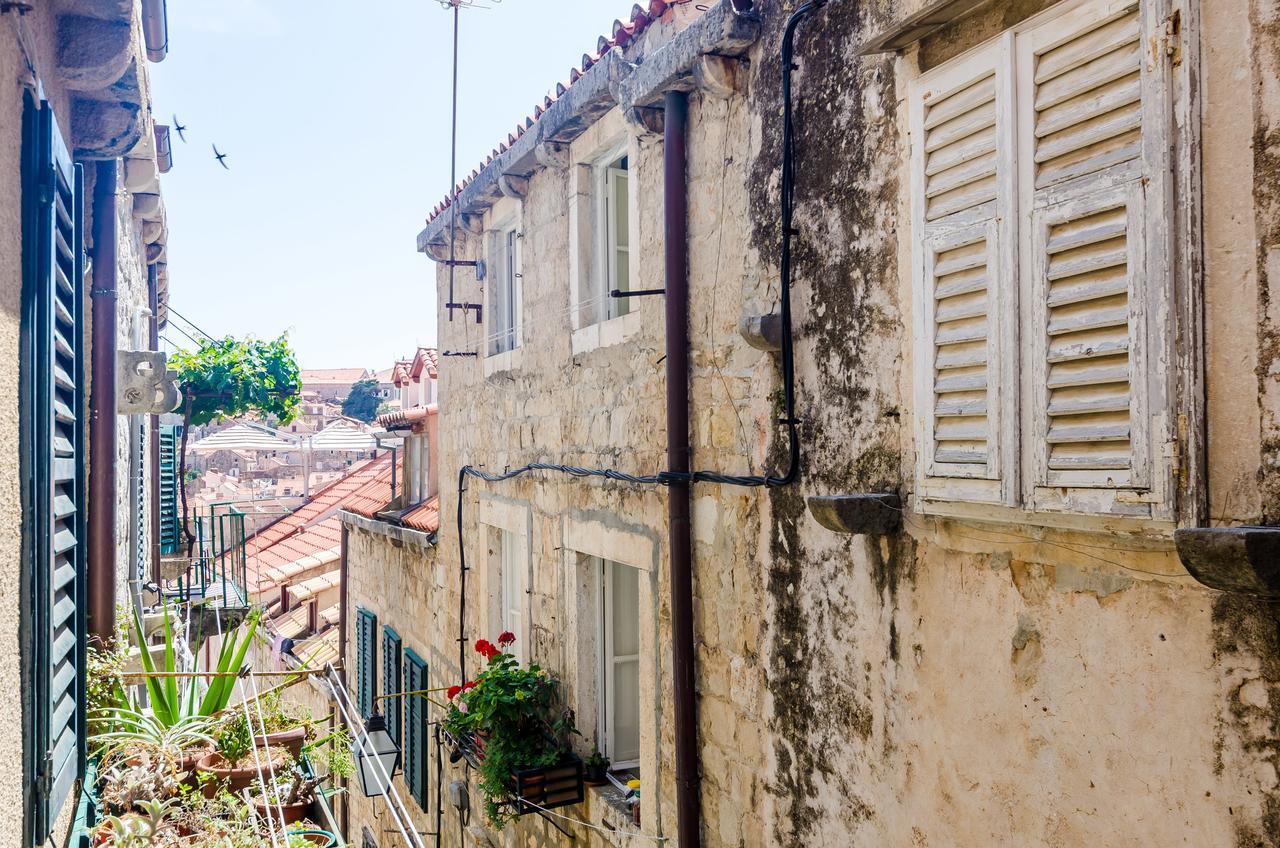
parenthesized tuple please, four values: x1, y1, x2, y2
(905, 0, 1201, 531)
(598, 153, 631, 322)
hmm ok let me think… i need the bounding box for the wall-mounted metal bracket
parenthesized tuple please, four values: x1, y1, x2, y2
(1174, 526, 1280, 598)
(808, 494, 902, 535)
(445, 303, 483, 324)
(611, 288, 665, 298)
(442, 351, 478, 358)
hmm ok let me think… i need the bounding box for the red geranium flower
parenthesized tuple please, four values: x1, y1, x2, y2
(474, 638, 493, 656)
(446, 684, 462, 700)
(497, 631, 516, 647)
(463, 680, 477, 691)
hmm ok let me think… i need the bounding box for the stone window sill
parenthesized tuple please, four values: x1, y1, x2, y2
(583, 783, 643, 847)
(571, 311, 642, 355)
(482, 345, 522, 377)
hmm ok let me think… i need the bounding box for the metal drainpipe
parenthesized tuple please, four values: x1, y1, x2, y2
(663, 89, 700, 847)
(338, 522, 351, 840)
(148, 264, 160, 584)
(88, 160, 119, 644)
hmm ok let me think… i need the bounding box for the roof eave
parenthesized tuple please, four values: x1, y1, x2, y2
(416, 0, 759, 255)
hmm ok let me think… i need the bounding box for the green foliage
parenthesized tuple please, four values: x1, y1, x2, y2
(215, 714, 252, 767)
(169, 334, 302, 427)
(87, 638, 129, 737)
(442, 636, 576, 828)
(94, 798, 179, 846)
(92, 711, 215, 760)
(125, 605, 261, 730)
(341, 377, 382, 423)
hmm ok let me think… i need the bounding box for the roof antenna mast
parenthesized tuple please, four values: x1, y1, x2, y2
(438, 0, 500, 324)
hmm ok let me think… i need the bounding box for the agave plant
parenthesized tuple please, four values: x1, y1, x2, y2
(91, 709, 215, 760)
(129, 605, 260, 728)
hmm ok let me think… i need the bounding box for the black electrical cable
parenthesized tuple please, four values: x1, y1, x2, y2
(452, 0, 825, 723)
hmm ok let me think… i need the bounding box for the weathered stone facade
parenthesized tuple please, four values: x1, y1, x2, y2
(369, 1, 1280, 845)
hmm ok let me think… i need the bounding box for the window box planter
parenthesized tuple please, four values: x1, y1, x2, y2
(443, 730, 584, 814)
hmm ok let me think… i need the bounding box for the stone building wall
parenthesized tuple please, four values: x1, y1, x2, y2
(409, 1, 1280, 846)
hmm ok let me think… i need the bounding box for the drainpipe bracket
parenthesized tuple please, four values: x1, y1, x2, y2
(808, 494, 903, 536)
(1174, 526, 1280, 598)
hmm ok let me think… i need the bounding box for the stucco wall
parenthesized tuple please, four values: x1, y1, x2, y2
(403, 1, 1280, 846)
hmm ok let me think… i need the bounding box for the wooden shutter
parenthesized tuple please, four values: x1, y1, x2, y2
(1017, 0, 1175, 517)
(404, 650, 429, 810)
(382, 627, 402, 744)
(158, 425, 180, 555)
(21, 98, 87, 842)
(355, 609, 377, 718)
(909, 36, 1018, 504)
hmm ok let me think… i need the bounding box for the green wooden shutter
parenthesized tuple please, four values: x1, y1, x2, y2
(404, 650, 428, 809)
(158, 425, 180, 555)
(21, 96, 87, 843)
(382, 626, 402, 743)
(355, 609, 377, 718)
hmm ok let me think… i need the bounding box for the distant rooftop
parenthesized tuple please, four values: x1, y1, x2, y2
(300, 368, 369, 384)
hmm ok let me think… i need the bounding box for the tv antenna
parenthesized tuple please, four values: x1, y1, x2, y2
(438, 0, 502, 322)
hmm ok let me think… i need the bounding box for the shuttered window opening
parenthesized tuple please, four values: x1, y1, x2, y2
(910, 35, 1018, 505)
(158, 424, 180, 555)
(382, 627, 402, 744)
(404, 650, 429, 810)
(355, 608, 377, 718)
(910, 0, 1179, 519)
(22, 97, 88, 843)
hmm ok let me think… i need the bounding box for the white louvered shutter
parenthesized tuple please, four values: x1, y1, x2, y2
(1017, 0, 1175, 518)
(910, 35, 1018, 504)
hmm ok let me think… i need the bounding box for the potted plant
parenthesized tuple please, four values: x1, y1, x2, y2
(442, 632, 583, 828)
(195, 713, 293, 796)
(249, 728, 353, 827)
(584, 747, 610, 785)
(97, 745, 182, 815)
(253, 690, 317, 757)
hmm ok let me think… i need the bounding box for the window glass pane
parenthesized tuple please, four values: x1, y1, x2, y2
(613, 656, 640, 763)
(610, 561, 639, 657)
(609, 160, 630, 318)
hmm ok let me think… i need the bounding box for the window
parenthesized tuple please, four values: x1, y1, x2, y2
(498, 528, 526, 663)
(488, 225, 520, 355)
(403, 649, 429, 810)
(21, 94, 87, 843)
(355, 608, 377, 718)
(908, 0, 1183, 521)
(599, 155, 631, 321)
(382, 627, 402, 744)
(596, 558, 640, 769)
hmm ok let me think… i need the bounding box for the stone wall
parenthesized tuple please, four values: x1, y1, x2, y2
(407, 1, 1280, 846)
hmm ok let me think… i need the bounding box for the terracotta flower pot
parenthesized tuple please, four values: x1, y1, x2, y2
(263, 725, 307, 758)
(195, 748, 287, 797)
(252, 797, 311, 825)
(288, 830, 337, 848)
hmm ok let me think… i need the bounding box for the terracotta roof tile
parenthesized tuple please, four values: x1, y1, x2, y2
(423, 0, 696, 229)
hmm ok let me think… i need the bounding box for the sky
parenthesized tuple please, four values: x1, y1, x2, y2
(151, 0, 623, 371)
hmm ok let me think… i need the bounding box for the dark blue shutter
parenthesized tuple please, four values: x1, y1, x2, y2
(158, 424, 180, 554)
(382, 627, 402, 743)
(404, 650, 428, 809)
(355, 609, 377, 718)
(21, 97, 86, 843)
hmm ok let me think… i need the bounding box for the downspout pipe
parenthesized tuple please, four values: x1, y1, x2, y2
(663, 88, 699, 848)
(148, 264, 160, 584)
(88, 160, 118, 644)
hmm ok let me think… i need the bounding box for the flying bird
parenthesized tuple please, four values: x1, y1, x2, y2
(172, 115, 187, 142)
(212, 144, 229, 170)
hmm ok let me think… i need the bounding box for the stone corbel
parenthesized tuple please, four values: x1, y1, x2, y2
(459, 213, 485, 236)
(423, 241, 451, 262)
(626, 105, 665, 139)
(123, 156, 157, 194)
(498, 173, 529, 200)
(694, 55, 745, 99)
(1174, 526, 1280, 598)
(132, 192, 161, 219)
(534, 141, 571, 170)
(57, 14, 133, 91)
